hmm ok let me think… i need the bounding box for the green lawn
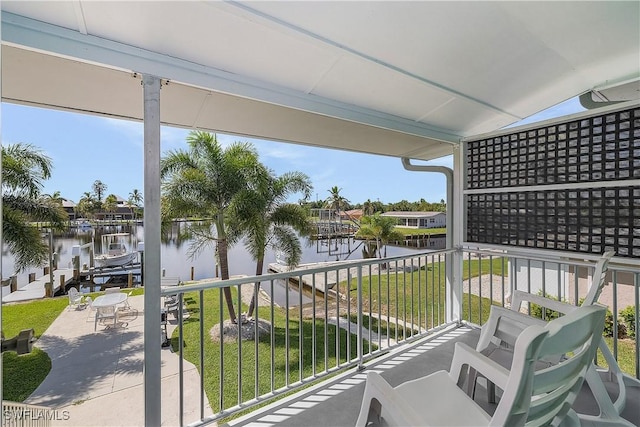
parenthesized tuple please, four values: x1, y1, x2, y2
(176, 288, 370, 416)
(338, 256, 505, 329)
(395, 227, 446, 236)
(2, 287, 144, 401)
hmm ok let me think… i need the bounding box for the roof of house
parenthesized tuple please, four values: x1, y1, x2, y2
(61, 199, 76, 208)
(382, 211, 445, 218)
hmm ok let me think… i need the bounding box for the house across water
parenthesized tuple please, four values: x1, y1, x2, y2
(382, 211, 446, 229)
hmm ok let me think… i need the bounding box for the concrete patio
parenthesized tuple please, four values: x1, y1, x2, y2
(25, 295, 212, 426)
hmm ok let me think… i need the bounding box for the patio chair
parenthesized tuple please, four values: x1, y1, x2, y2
(104, 287, 121, 294)
(68, 287, 85, 310)
(94, 306, 117, 331)
(471, 251, 638, 426)
(355, 305, 606, 427)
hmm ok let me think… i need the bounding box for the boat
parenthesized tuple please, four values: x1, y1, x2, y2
(94, 233, 138, 267)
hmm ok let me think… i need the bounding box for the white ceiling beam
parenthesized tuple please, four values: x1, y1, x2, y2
(1, 11, 461, 145)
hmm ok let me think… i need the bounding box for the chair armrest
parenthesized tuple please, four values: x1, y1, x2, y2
(477, 306, 546, 352)
(511, 290, 576, 315)
(356, 371, 424, 426)
(449, 341, 510, 392)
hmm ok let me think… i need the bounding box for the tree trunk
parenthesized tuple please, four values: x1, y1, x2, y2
(247, 256, 264, 318)
(217, 237, 237, 323)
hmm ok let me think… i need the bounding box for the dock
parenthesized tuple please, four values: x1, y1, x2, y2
(267, 261, 373, 296)
(3, 268, 75, 303)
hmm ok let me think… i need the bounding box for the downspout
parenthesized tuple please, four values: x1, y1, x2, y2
(400, 159, 453, 249)
(401, 158, 461, 324)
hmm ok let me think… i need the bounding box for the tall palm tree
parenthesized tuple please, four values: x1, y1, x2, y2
(128, 189, 143, 220)
(234, 170, 313, 318)
(2, 143, 67, 272)
(161, 131, 264, 323)
(103, 194, 118, 220)
(92, 180, 107, 203)
(363, 198, 374, 216)
(325, 186, 349, 214)
(356, 213, 404, 258)
(75, 192, 96, 219)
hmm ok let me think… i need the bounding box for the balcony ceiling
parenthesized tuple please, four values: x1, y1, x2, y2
(1, 1, 639, 160)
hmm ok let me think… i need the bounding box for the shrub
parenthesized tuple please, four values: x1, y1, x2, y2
(619, 305, 636, 339)
(529, 292, 563, 321)
(603, 309, 627, 339)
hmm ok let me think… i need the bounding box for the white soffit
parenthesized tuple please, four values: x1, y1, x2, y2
(1, 1, 639, 160)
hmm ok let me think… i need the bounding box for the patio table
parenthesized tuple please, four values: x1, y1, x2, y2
(93, 293, 129, 330)
(92, 292, 128, 308)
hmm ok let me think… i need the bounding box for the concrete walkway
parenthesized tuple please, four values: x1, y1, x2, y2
(26, 295, 212, 426)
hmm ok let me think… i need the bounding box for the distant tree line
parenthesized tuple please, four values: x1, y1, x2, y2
(74, 181, 143, 220)
(301, 197, 446, 214)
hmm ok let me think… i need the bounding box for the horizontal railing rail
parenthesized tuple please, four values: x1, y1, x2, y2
(162, 249, 455, 426)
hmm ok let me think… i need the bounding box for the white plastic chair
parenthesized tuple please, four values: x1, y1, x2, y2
(473, 251, 638, 426)
(355, 305, 606, 427)
(67, 287, 84, 310)
(94, 306, 117, 331)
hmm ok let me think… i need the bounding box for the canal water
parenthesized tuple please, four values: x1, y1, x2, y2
(2, 222, 445, 304)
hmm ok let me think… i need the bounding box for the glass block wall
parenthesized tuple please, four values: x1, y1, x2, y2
(465, 106, 640, 258)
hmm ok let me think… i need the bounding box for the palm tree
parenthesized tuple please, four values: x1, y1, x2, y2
(128, 189, 143, 220)
(363, 198, 374, 216)
(2, 143, 67, 272)
(43, 190, 64, 205)
(92, 180, 107, 203)
(325, 186, 349, 212)
(234, 170, 313, 318)
(161, 131, 264, 323)
(75, 192, 96, 219)
(356, 213, 404, 258)
(103, 194, 118, 220)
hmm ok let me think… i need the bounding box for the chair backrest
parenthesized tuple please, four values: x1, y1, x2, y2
(582, 250, 615, 306)
(68, 287, 81, 302)
(105, 287, 121, 294)
(491, 305, 607, 426)
(510, 250, 615, 314)
(96, 305, 116, 318)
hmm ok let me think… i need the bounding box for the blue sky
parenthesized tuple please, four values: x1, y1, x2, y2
(1, 97, 584, 205)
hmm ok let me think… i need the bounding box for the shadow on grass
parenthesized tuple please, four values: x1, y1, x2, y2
(176, 289, 372, 414)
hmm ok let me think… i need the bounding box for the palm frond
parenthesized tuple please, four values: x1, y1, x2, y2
(2, 143, 53, 198)
(2, 207, 49, 272)
(271, 226, 303, 268)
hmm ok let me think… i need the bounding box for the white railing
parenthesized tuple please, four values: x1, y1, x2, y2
(162, 246, 639, 426)
(161, 249, 455, 426)
(459, 246, 639, 381)
(1, 401, 59, 427)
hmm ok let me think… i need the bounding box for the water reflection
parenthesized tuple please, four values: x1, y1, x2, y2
(2, 222, 443, 300)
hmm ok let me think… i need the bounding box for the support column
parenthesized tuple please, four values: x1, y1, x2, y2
(142, 74, 162, 427)
(450, 144, 465, 323)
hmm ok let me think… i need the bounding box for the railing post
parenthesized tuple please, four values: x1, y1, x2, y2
(357, 265, 364, 368)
